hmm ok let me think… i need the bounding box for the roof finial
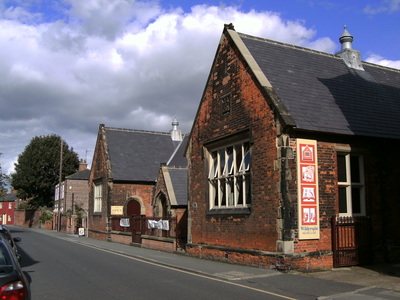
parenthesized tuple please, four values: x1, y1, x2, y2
(336, 26, 364, 71)
(171, 117, 182, 142)
(172, 116, 179, 130)
(339, 25, 354, 51)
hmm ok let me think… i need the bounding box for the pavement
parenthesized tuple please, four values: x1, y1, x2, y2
(14, 226, 400, 300)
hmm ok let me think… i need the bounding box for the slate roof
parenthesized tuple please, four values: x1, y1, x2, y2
(0, 193, 17, 202)
(167, 135, 189, 168)
(163, 135, 188, 206)
(66, 169, 90, 180)
(237, 32, 400, 139)
(168, 168, 188, 206)
(105, 127, 178, 181)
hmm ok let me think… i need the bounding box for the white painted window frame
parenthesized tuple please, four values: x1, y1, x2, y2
(94, 183, 103, 213)
(208, 141, 251, 209)
(337, 153, 365, 216)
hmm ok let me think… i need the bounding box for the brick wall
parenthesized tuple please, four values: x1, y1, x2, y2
(188, 29, 281, 252)
(88, 125, 159, 241)
(141, 236, 176, 252)
(88, 126, 108, 233)
(290, 140, 340, 254)
(111, 182, 154, 216)
(291, 136, 400, 265)
(187, 28, 400, 269)
(14, 209, 42, 228)
(64, 178, 89, 213)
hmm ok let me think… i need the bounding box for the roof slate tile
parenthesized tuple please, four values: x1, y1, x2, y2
(105, 128, 178, 182)
(240, 33, 400, 139)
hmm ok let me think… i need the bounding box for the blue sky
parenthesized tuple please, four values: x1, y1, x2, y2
(161, 0, 400, 60)
(0, 0, 399, 176)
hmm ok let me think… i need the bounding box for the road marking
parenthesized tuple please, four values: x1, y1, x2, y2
(213, 270, 282, 280)
(79, 242, 298, 300)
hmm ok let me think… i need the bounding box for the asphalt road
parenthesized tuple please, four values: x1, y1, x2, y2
(10, 226, 400, 300)
(12, 227, 300, 300)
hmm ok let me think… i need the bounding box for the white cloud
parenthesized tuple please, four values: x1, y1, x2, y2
(363, 0, 400, 14)
(0, 0, 392, 175)
(366, 54, 400, 69)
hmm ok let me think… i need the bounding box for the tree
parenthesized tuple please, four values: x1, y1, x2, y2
(11, 135, 79, 208)
(0, 153, 9, 196)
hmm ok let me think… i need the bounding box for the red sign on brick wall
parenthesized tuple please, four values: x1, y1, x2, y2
(297, 139, 320, 239)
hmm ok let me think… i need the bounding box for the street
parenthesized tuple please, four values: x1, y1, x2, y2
(10, 226, 400, 300)
(14, 227, 298, 299)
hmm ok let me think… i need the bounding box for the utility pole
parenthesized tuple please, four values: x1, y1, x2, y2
(57, 140, 63, 232)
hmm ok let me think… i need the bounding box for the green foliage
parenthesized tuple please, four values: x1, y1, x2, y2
(11, 135, 79, 208)
(0, 153, 9, 197)
(66, 204, 85, 217)
(39, 207, 54, 223)
(17, 201, 31, 210)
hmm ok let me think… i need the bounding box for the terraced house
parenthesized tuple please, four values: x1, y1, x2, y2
(186, 24, 400, 269)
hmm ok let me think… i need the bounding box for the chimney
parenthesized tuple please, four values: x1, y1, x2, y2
(79, 159, 88, 171)
(170, 117, 183, 142)
(336, 26, 364, 71)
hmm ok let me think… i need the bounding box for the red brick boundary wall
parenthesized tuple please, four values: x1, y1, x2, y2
(14, 209, 42, 228)
(141, 235, 176, 252)
(110, 232, 132, 245)
(186, 243, 333, 270)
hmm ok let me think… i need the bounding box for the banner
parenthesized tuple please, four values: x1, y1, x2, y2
(120, 218, 130, 227)
(297, 139, 320, 239)
(148, 219, 169, 230)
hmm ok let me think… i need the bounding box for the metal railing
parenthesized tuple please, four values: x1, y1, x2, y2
(110, 216, 186, 249)
(331, 215, 372, 267)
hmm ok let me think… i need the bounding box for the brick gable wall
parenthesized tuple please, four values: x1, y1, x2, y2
(187, 29, 400, 269)
(188, 32, 280, 252)
(112, 182, 154, 216)
(88, 126, 157, 241)
(88, 127, 109, 236)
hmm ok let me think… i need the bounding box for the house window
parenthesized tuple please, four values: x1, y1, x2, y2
(208, 141, 251, 209)
(94, 183, 103, 213)
(8, 203, 12, 209)
(337, 153, 365, 216)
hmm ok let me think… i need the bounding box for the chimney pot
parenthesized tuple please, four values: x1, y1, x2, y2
(79, 159, 88, 171)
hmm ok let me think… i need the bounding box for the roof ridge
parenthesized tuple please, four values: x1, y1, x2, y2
(238, 32, 400, 73)
(167, 166, 188, 170)
(362, 60, 400, 72)
(238, 31, 337, 60)
(104, 127, 170, 135)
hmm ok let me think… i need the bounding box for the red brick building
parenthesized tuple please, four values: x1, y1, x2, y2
(186, 24, 400, 269)
(147, 133, 189, 251)
(0, 193, 17, 225)
(54, 160, 90, 233)
(88, 122, 185, 244)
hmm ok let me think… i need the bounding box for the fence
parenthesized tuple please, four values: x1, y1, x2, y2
(331, 215, 372, 267)
(110, 216, 186, 249)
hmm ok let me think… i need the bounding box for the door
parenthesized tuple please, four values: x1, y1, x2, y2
(126, 200, 143, 243)
(126, 200, 141, 216)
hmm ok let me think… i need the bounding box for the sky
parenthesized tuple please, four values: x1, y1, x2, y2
(0, 0, 399, 176)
